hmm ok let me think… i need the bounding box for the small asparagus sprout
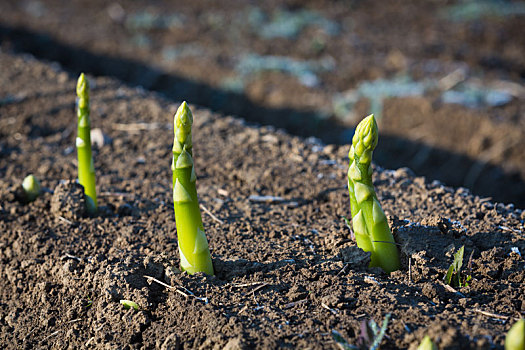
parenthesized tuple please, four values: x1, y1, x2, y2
(120, 300, 139, 310)
(505, 319, 525, 350)
(444, 246, 471, 288)
(417, 335, 438, 350)
(172, 102, 214, 275)
(22, 174, 41, 202)
(348, 114, 400, 273)
(76, 73, 97, 213)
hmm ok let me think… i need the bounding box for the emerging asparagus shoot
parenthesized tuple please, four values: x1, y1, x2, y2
(505, 319, 524, 350)
(76, 73, 97, 213)
(417, 336, 438, 350)
(22, 174, 41, 202)
(348, 114, 400, 273)
(120, 300, 140, 310)
(172, 102, 214, 275)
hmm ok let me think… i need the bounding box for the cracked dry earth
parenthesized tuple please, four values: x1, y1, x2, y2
(1, 52, 524, 349)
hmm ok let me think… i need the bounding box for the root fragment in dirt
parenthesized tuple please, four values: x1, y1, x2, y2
(283, 299, 308, 309)
(144, 275, 208, 303)
(200, 203, 224, 224)
(473, 309, 520, 321)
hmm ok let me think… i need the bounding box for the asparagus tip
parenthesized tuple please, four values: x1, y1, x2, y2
(417, 335, 437, 350)
(76, 73, 89, 97)
(174, 101, 194, 145)
(22, 174, 41, 202)
(354, 114, 378, 149)
(175, 101, 193, 128)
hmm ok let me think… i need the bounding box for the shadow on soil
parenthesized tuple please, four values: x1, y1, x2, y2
(1, 24, 525, 208)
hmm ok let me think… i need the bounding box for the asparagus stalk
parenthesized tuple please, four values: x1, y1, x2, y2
(348, 114, 400, 273)
(172, 102, 214, 275)
(76, 73, 97, 214)
(506, 319, 525, 350)
(22, 174, 41, 202)
(417, 335, 438, 350)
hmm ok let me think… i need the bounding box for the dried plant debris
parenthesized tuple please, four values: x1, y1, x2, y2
(332, 314, 391, 350)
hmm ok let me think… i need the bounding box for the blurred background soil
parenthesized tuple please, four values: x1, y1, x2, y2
(1, 0, 525, 207)
(1, 52, 524, 349)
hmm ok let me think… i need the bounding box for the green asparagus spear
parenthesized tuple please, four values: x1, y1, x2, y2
(22, 174, 41, 202)
(417, 335, 438, 350)
(172, 102, 214, 275)
(348, 114, 400, 273)
(505, 319, 525, 350)
(76, 73, 97, 214)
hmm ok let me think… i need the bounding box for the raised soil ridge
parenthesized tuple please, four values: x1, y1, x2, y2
(1, 51, 524, 349)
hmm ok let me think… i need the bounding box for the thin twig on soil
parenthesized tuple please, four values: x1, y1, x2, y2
(217, 189, 229, 197)
(364, 276, 381, 285)
(498, 225, 522, 234)
(438, 68, 467, 91)
(65, 318, 82, 324)
(249, 195, 285, 203)
(248, 195, 297, 206)
(199, 204, 224, 225)
(85, 337, 95, 347)
(99, 191, 134, 197)
(23, 327, 37, 342)
(42, 330, 60, 341)
(61, 253, 81, 262)
(238, 305, 249, 315)
(144, 275, 208, 303)
(284, 299, 308, 309)
(321, 303, 338, 315)
(57, 216, 73, 225)
(41, 318, 83, 343)
(112, 122, 165, 132)
(473, 309, 519, 321)
(231, 281, 266, 288)
(439, 281, 465, 298)
(408, 258, 412, 284)
(304, 238, 316, 254)
(248, 282, 269, 295)
(336, 263, 349, 277)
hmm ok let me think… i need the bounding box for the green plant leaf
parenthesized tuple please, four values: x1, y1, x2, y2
(444, 263, 455, 286)
(331, 330, 358, 350)
(370, 313, 391, 350)
(444, 246, 466, 288)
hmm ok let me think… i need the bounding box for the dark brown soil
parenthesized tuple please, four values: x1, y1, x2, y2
(1, 0, 525, 206)
(1, 51, 525, 349)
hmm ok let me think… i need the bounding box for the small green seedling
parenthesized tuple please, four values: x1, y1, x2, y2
(22, 174, 41, 202)
(76, 73, 97, 214)
(417, 335, 437, 350)
(444, 246, 471, 288)
(172, 102, 214, 275)
(347, 115, 400, 273)
(120, 300, 139, 310)
(505, 319, 524, 350)
(332, 314, 391, 350)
